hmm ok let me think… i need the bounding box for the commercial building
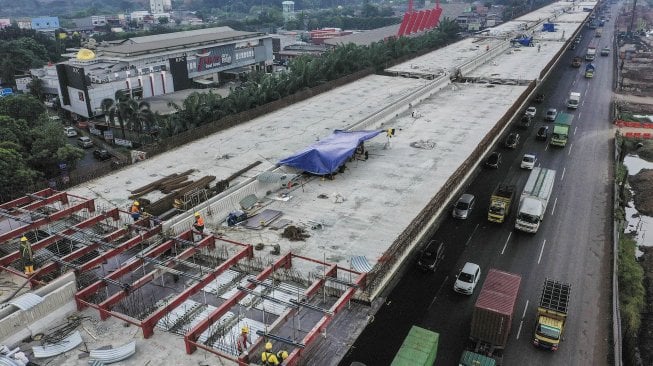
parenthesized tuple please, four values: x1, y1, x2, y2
(31, 16, 60, 31)
(53, 27, 274, 119)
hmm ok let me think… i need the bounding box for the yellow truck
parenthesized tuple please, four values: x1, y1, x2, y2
(487, 184, 515, 223)
(533, 279, 571, 351)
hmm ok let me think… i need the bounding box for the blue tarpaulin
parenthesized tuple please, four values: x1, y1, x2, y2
(278, 130, 383, 175)
(542, 23, 555, 32)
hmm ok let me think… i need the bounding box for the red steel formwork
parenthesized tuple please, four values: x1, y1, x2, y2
(0, 189, 95, 244)
(184, 253, 366, 366)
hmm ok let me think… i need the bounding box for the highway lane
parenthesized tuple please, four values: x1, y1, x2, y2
(339, 5, 618, 366)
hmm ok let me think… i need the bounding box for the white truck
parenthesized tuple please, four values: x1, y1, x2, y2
(567, 92, 581, 109)
(515, 167, 556, 233)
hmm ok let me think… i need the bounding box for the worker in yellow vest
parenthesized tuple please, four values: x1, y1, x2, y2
(261, 342, 279, 366)
(20, 236, 35, 275)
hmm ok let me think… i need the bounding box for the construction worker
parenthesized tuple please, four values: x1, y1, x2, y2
(261, 342, 279, 366)
(236, 326, 251, 355)
(193, 212, 205, 234)
(276, 350, 288, 364)
(20, 236, 34, 275)
(130, 201, 141, 221)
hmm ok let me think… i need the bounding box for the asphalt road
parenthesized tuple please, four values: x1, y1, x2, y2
(339, 4, 618, 366)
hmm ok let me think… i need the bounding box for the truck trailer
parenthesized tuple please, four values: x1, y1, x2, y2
(468, 269, 521, 360)
(391, 325, 439, 366)
(515, 167, 556, 233)
(533, 279, 571, 351)
(550, 112, 573, 147)
(567, 92, 581, 109)
(488, 184, 516, 223)
(585, 45, 596, 61)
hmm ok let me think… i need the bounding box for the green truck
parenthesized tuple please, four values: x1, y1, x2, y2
(550, 112, 573, 147)
(391, 326, 439, 366)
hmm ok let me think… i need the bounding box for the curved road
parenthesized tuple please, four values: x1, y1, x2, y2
(340, 3, 618, 366)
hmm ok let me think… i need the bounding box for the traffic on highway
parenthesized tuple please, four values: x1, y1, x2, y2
(340, 2, 618, 365)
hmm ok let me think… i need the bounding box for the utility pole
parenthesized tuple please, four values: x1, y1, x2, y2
(628, 0, 638, 34)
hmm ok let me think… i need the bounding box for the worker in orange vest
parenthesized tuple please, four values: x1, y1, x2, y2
(130, 201, 141, 221)
(193, 212, 205, 234)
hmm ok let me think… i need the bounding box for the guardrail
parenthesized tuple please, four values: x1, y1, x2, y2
(612, 134, 623, 366)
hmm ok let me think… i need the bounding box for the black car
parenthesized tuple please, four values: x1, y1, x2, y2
(417, 241, 445, 272)
(519, 114, 532, 129)
(536, 126, 549, 140)
(484, 151, 502, 168)
(504, 132, 520, 149)
(534, 93, 544, 103)
(93, 149, 111, 161)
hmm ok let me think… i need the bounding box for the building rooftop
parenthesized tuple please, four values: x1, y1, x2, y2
(100, 27, 266, 58)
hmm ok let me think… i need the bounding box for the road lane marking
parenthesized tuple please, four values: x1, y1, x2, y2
(578, 111, 582, 118)
(501, 232, 512, 255)
(538, 239, 547, 264)
(574, 126, 578, 135)
(568, 143, 573, 156)
(522, 299, 529, 319)
(464, 224, 480, 247)
(561, 167, 566, 181)
(545, 143, 549, 151)
(517, 321, 524, 339)
(551, 197, 558, 215)
(428, 275, 449, 311)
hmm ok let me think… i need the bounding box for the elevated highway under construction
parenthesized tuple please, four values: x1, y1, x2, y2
(0, 1, 598, 365)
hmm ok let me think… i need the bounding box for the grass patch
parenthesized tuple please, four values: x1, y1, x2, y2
(619, 234, 646, 365)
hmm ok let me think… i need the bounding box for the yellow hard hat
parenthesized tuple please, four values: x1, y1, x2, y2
(134, 201, 140, 206)
(194, 212, 200, 217)
(278, 350, 288, 360)
(241, 326, 249, 334)
(21, 236, 28, 242)
(265, 342, 273, 351)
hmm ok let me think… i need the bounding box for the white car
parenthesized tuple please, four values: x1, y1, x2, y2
(64, 127, 77, 137)
(525, 106, 537, 118)
(453, 262, 481, 295)
(521, 154, 537, 170)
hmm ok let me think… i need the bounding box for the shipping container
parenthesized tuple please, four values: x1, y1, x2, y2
(458, 350, 497, 366)
(470, 269, 521, 348)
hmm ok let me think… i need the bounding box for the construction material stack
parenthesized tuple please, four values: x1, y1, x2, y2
(391, 325, 439, 366)
(533, 279, 571, 351)
(515, 167, 556, 233)
(487, 184, 516, 223)
(464, 269, 521, 363)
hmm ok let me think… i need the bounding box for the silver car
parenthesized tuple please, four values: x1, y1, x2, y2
(452, 194, 475, 219)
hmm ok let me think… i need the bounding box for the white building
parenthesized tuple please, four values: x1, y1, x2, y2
(282, 1, 295, 21)
(49, 27, 274, 119)
(150, 0, 172, 14)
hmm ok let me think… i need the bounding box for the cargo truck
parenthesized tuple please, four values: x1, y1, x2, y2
(466, 269, 521, 361)
(487, 184, 516, 223)
(550, 112, 573, 147)
(515, 167, 556, 233)
(567, 92, 581, 109)
(584, 63, 595, 78)
(391, 325, 439, 366)
(585, 45, 596, 61)
(533, 279, 571, 351)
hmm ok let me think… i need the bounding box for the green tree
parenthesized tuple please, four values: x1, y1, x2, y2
(159, 16, 169, 24)
(29, 121, 80, 177)
(28, 78, 46, 102)
(0, 94, 46, 123)
(0, 148, 40, 202)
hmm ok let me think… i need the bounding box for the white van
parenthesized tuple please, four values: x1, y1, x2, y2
(64, 127, 77, 137)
